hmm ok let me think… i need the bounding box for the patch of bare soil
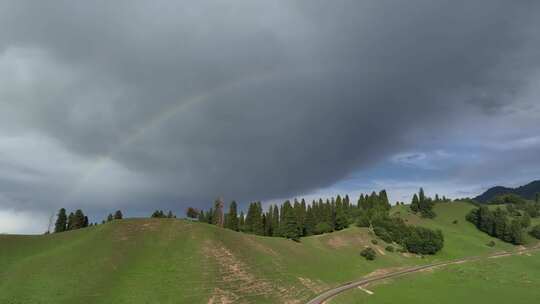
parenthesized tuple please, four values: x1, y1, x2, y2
(243, 236, 279, 256)
(207, 288, 239, 304)
(202, 242, 303, 303)
(327, 235, 348, 248)
(297, 277, 328, 294)
(374, 246, 386, 256)
(365, 266, 408, 278)
(326, 234, 370, 249)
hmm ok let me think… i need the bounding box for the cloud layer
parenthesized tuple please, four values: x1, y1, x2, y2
(1, 1, 540, 232)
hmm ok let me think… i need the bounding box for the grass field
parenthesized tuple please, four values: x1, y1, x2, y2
(391, 202, 516, 260)
(329, 251, 540, 304)
(0, 219, 416, 304)
(0, 201, 536, 303)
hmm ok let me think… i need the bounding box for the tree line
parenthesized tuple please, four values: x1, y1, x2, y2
(466, 206, 526, 245)
(53, 208, 123, 233)
(466, 193, 540, 245)
(192, 189, 445, 254)
(150, 210, 176, 218)
(196, 193, 381, 240)
(54, 208, 90, 233)
(410, 188, 441, 218)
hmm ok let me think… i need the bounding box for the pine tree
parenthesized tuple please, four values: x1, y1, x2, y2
(67, 212, 75, 230)
(281, 201, 300, 241)
(379, 190, 391, 210)
(228, 201, 239, 231)
(54, 208, 68, 233)
(265, 206, 273, 236)
(419, 188, 426, 204)
(304, 205, 316, 236)
(262, 213, 268, 236)
(272, 204, 280, 236)
(334, 209, 348, 230)
(293, 199, 307, 236)
(114, 210, 123, 220)
(197, 209, 206, 222)
(206, 208, 213, 224)
(358, 194, 366, 209)
(411, 194, 420, 213)
(73, 209, 85, 229)
(83, 216, 89, 227)
(107, 213, 114, 222)
(300, 198, 307, 235)
(239, 211, 245, 232)
(245, 203, 254, 232)
(253, 202, 264, 235)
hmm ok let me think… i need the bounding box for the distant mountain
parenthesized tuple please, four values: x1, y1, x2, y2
(475, 180, 540, 203)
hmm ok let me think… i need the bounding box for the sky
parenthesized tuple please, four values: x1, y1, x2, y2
(1, 1, 540, 234)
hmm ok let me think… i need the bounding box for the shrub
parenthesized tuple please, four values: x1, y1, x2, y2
(385, 245, 395, 252)
(355, 214, 371, 228)
(314, 222, 333, 235)
(530, 225, 540, 239)
(487, 240, 496, 247)
(404, 227, 444, 255)
(360, 247, 377, 260)
(452, 220, 458, 224)
(373, 226, 393, 243)
(371, 239, 378, 245)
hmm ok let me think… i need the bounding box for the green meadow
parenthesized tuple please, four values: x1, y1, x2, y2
(1, 202, 537, 304)
(330, 251, 540, 304)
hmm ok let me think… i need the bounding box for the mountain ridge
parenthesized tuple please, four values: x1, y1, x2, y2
(475, 180, 540, 203)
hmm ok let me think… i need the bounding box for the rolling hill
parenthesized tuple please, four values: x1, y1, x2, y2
(0, 202, 536, 304)
(475, 180, 540, 203)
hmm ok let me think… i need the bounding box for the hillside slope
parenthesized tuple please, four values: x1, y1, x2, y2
(0, 202, 526, 304)
(475, 180, 540, 203)
(330, 251, 540, 304)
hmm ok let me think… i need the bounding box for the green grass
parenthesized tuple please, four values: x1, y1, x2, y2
(391, 202, 515, 260)
(330, 251, 540, 304)
(0, 219, 418, 304)
(0, 202, 535, 303)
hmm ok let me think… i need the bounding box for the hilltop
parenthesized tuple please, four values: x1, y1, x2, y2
(0, 202, 535, 304)
(475, 180, 540, 203)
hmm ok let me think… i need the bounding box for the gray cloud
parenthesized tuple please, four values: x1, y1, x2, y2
(1, 0, 540, 225)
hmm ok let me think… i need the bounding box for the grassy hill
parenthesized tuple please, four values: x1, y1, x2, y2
(0, 202, 535, 304)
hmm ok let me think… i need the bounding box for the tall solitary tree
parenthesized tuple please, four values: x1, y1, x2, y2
(54, 208, 68, 233)
(212, 198, 225, 227)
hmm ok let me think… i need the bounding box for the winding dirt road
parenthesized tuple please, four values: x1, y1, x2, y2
(306, 247, 539, 304)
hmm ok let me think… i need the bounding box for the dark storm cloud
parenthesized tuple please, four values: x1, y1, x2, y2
(1, 0, 540, 221)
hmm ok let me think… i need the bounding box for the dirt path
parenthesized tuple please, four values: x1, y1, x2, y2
(306, 246, 540, 304)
